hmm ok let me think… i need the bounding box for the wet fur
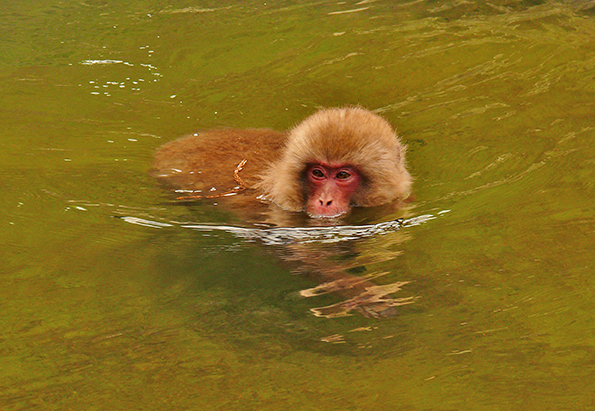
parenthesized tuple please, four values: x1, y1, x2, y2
(153, 107, 412, 214)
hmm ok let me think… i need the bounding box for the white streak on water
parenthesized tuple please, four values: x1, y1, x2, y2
(120, 213, 443, 245)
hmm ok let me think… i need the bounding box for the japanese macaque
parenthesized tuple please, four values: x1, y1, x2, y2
(152, 107, 412, 218)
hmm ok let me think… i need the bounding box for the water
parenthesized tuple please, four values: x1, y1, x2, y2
(1, 0, 595, 409)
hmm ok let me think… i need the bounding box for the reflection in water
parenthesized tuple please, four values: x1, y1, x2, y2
(303, 277, 415, 318)
(121, 213, 445, 318)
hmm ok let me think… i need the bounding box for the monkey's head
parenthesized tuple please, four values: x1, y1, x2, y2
(260, 107, 412, 218)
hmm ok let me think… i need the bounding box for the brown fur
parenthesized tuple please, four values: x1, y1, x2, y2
(152, 107, 412, 214)
(152, 128, 285, 194)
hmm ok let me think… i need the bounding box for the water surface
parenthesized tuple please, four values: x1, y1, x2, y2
(1, 0, 595, 409)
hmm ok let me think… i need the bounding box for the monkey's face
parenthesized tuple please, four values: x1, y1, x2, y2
(305, 163, 361, 218)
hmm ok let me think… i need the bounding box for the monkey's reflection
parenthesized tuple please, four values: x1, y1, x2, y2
(278, 234, 416, 318)
(126, 214, 432, 318)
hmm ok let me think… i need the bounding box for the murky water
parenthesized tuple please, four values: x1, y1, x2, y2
(2, 0, 595, 409)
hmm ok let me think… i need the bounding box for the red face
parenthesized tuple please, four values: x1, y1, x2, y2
(305, 163, 361, 218)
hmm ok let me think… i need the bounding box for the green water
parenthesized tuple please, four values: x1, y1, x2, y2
(2, 0, 595, 409)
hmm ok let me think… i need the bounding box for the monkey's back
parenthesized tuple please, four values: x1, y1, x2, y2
(152, 128, 286, 195)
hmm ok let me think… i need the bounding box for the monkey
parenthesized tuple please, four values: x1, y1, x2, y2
(152, 106, 412, 220)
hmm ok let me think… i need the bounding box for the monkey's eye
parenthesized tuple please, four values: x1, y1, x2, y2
(311, 168, 325, 178)
(336, 171, 351, 180)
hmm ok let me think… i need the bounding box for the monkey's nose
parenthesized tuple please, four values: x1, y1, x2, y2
(319, 199, 333, 207)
